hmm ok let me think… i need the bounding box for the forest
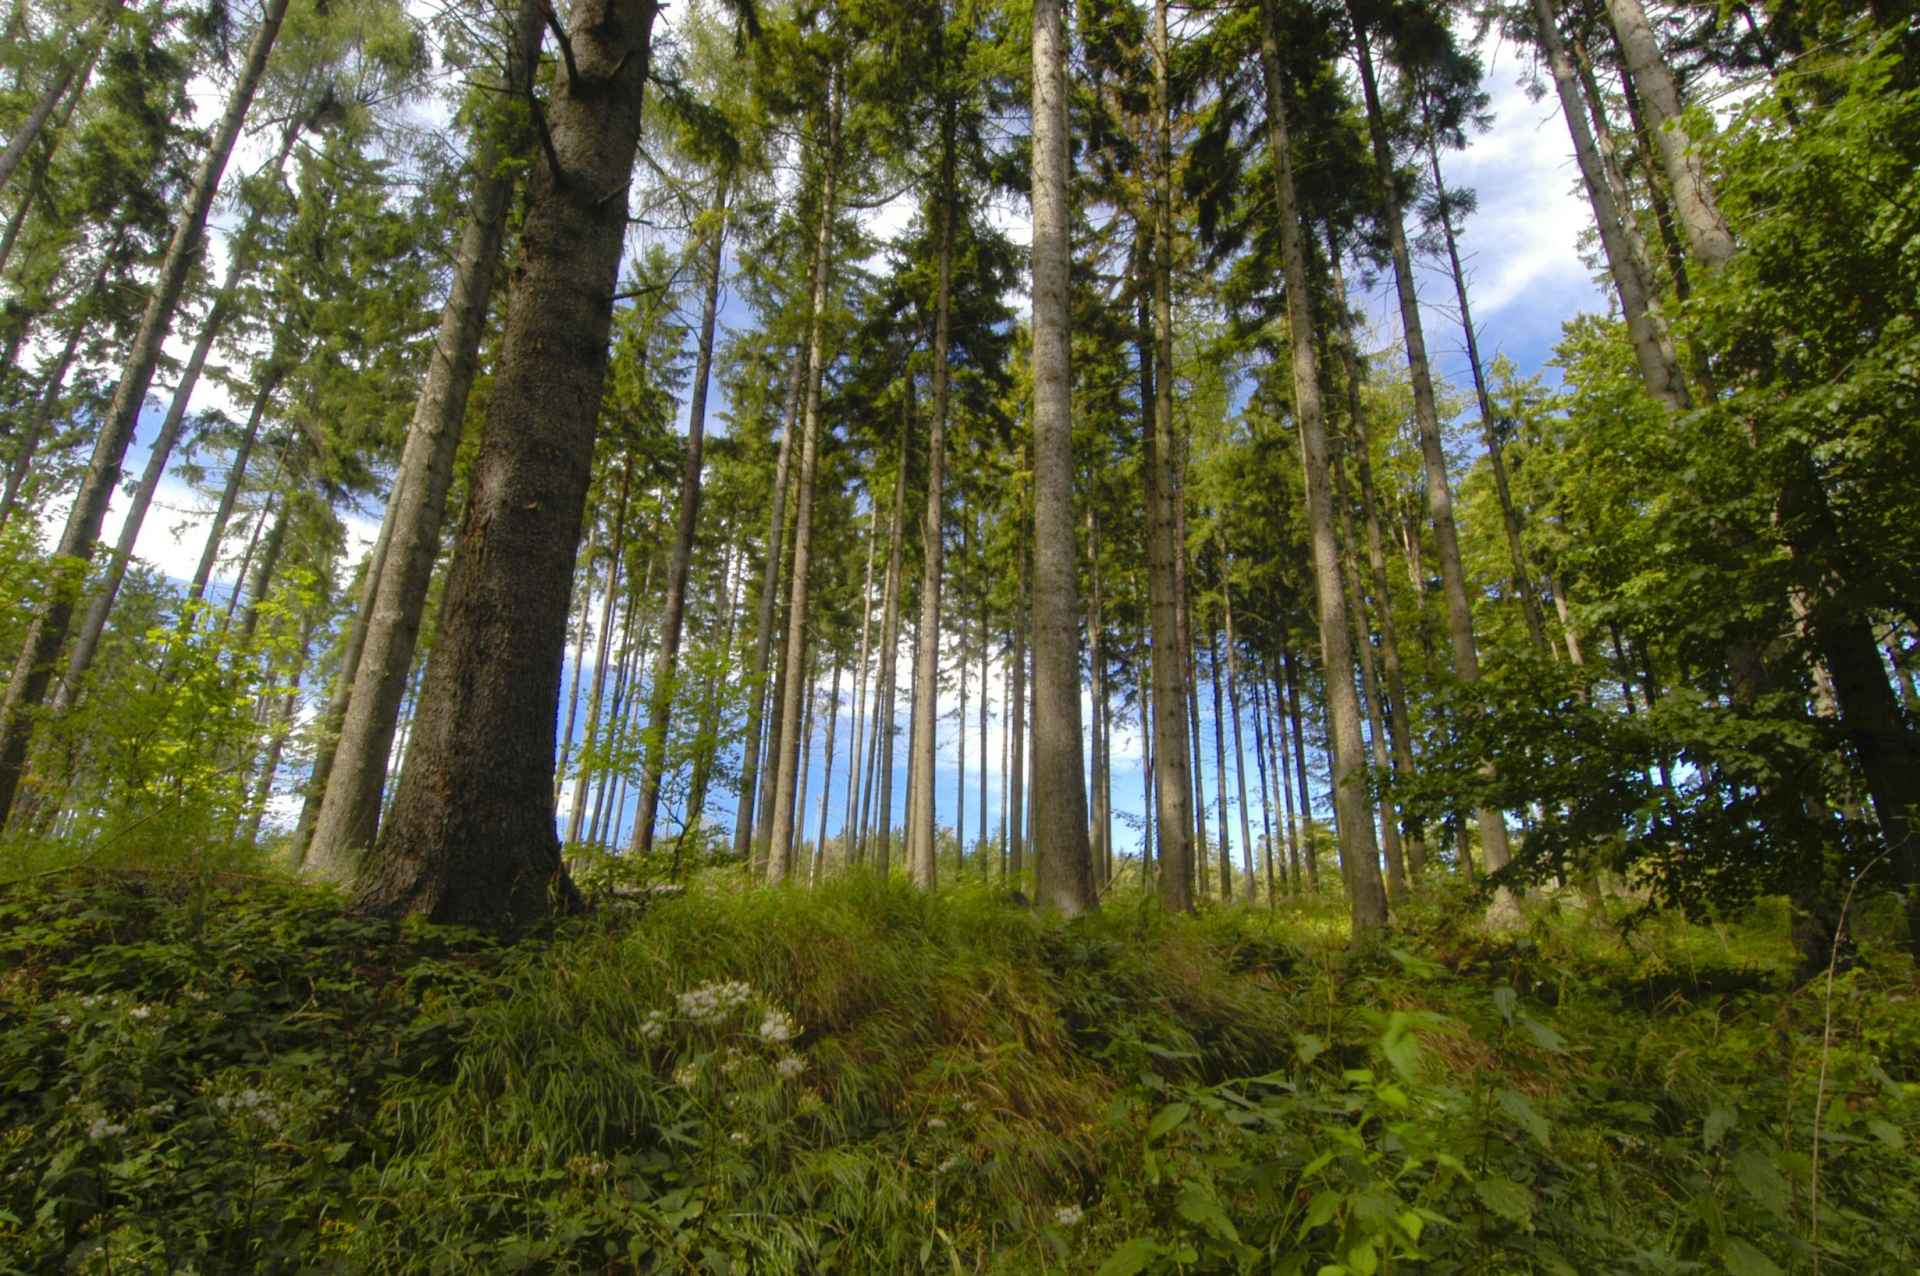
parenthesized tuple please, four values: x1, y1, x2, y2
(1, 0, 1917, 1269)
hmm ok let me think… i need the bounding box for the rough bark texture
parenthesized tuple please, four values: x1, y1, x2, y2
(1261, 3, 1384, 929)
(305, 0, 544, 879)
(1028, 0, 1095, 915)
(351, 0, 661, 927)
(632, 174, 729, 854)
(0, 0, 290, 829)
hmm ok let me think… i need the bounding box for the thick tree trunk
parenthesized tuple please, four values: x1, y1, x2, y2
(352, 0, 661, 927)
(1350, 17, 1508, 883)
(1027, 0, 1095, 914)
(1601, 0, 1735, 269)
(304, 0, 544, 877)
(731, 354, 804, 857)
(1261, 5, 1384, 928)
(0, 0, 292, 827)
(633, 175, 730, 854)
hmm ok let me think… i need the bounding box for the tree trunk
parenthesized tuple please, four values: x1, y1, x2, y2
(813, 655, 841, 881)
(0, 0, 292, 828)
(955, 511, 968, 869)
(1250, 653, 1279, 902)
(869, 379, 909, 870)
(1532, 0, 1691, 411)
(732, 352, 804, 857)
(1007, 552, 1027, 879)
(633, 175, 730, 854)
(0, 0, 123, 196)
(560, 457, 632, 848)
(766, 83, 843, 884)
(1333, 450, 1407, 896)
(1027, 0, 1094, 913)
(1219, 561, 1257, 896)
(304, 0, 544, 877)
(906, 99, 957, 888)
(1414, 135, 1549, 653)
(1282, 644, 1318, 893)
(351, 0, 661, 927)
(1260, 4, 1382, 928)
(1085, 509, 1109, 886)
(1137, 640, 1154, 872)
(1208, 626, 1233, 899)
(844, 508, 877, 859)
(1350, 14, 1508, 883)
(1601, 0, 1735, 269)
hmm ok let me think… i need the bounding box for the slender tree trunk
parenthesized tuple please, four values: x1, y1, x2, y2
(587, 593, 640, 850)
(560, 458, 631, 847)
(1350, 16, 1508, 884)
(1027, 0, 1094, 913)
(1086, 509, 1109, 885)
(633, 176, 730, 854)
(1219, 564, 1256, 897)
(998, 645, 1010, 874)
(0, 0, 123, 196)
(787, 652, 815, 874)
(1138, 642, 1154, 872)
(186, 365, 283, 611)
(844, 508, 877, 857)
(955, 514, 968, 869)
(870, 382, 909, 870)
(0, 0, 292, 828)
(1601, 0, 1735, 269)
(1282, 644, 1318, 892)
(978, 526, 989, 869)
(1007, 542, 1028, 879)
(1260, 5, 1383, 928)
(1533, 0, 1691, 410)
(352, 0, 662, 926)
(813, 655, 841, 881)
(767, 91, 843, 884)
(1413, 136, 1549, 652)
(1333, 450, 1408, 895)
(1250, 655, 1279, 903)
(0, 246, 110, 532)
(1208, 626, 1233, 899)
(732, 353, 804, 857)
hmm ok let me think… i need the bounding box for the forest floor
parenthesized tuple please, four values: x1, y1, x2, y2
(1, 861, 1916, 1274)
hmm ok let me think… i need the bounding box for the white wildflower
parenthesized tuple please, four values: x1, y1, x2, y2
(938, 1155, 965, 1174)
(128, 1005, 153, 1021)
(673, 1065, 699, 1089)
(729, 1131, 749, 1145)
(774, 1055, 807, 1080)
(1054, 1205, 1083, 1228)
(87, 1118, 127, 1141)
(638, 1010, 668, 1042)
(926, 1117, 947, 1131)
(757, 1010, 797, 1044)
(677, 979, 755, 1025)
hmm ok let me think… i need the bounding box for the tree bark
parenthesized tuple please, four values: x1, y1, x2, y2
(844, 507, 878, 858)
(731, 352, 804, 857)
(1207, 625, 1233, 899)
(1532, 0, 1691, 411)
(812, 655, 841, 881)
(1281, 643, 1319, 893)
(767, 84, 842, 883)
(351, 0, 661, 927)
(1219, 557, 1256, 896)
(1260, 4, 1383, 928)
(1601, 0, 1735, 269)
(869, 380, 910, 870)
(1027, 0, 1094, 914)
(0, 0, 292, 828)
(0, 0, 123, 196)
(560, 457, 631, 848)
(633, 174, 730, 854)
(1350, 14, 1508, 882)
(304, 0, 544, 877)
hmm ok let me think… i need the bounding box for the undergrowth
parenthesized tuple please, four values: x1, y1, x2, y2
(0, 866, 1914, 1273)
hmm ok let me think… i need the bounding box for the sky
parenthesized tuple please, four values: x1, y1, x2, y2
(23, 10, 1612, 853)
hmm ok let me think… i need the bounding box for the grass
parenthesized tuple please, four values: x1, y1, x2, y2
(0, 859, 1915, 1273)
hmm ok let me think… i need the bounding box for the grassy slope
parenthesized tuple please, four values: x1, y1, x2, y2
(1, 867, 1915, 1273)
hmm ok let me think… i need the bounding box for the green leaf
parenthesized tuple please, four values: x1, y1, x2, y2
(1176, 1181, 1241, 1243)
(1302, 1190, 1341, 1232)
(1721, 1236, 1784, 1276)
(1498, 1088, 1551, 1148)
(1866, 1118, 1902, 1150)
(1474, 1175, 1534, 1225)
(1518, 1016, 1567, 1054)
(1379, 1013, 1423, 1080)
(1492, 985, 1517, 1025)
(1732, 1146, 1790, 1218)
(1094, 1238, 1162, 1276)
(1703, 1104, 1735, 1152)
(1347, 1239, 1379, 1276)
(1147, 1102, 1191, 1143)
